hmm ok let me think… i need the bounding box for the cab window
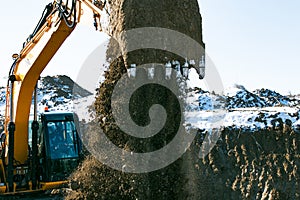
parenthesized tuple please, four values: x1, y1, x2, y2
(47, 121, 78, 159)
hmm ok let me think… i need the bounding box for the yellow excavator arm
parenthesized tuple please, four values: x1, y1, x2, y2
(5, 0, 104, 164)
(3, 0, 107, 193)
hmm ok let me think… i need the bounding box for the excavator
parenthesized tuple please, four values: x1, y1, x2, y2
(1, 0, 206, 195)
(0, 0, 108, 194)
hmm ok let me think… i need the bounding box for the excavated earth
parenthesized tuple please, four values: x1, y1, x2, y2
(66, 128, 300, 200)
(64, 0, 300, 199)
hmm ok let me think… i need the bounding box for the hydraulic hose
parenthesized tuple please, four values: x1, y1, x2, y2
(57, 0, 77, 28)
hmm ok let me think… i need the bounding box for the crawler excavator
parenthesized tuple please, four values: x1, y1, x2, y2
(0, 0, 107, 194)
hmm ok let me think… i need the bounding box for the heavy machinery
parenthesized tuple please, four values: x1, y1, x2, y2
(1, 0, 108, 194)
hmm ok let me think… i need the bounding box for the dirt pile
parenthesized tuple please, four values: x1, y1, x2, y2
(194, 127, 300, 199)
(67, 127, 300, 199)
(66, 156, 142, 199)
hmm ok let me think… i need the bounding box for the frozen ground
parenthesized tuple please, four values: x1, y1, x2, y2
(0, 73, 299, 133)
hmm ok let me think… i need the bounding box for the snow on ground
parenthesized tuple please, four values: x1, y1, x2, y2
(0, 74, 299, 133)
(184, 83, 300, 132)
(185, 107, 300, 132)
(73, 95, 96, 122)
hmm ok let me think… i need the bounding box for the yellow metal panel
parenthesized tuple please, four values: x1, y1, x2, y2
(11, 20, 75, 164)
(0, 186, 6, 193)
(41, 181, 68, 190)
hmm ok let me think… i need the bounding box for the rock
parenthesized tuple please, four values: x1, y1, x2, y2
(70, 180, 80, 190)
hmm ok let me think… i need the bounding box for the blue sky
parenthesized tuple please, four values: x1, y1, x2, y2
(199, 0, 300, 94)
(1, 1, 300, 94)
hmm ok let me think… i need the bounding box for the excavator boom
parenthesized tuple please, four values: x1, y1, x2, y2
(9, 9, 75, 164)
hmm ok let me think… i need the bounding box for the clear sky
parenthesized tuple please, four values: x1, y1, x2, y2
(1, 1, 300, 95)
(198, 0, 300, 95)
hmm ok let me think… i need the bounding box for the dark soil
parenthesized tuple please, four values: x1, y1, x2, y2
(66, 127, 300, 199)
(191, 127, 300, 199)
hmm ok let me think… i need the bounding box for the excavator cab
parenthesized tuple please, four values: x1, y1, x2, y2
(38, 112, 81, 182)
